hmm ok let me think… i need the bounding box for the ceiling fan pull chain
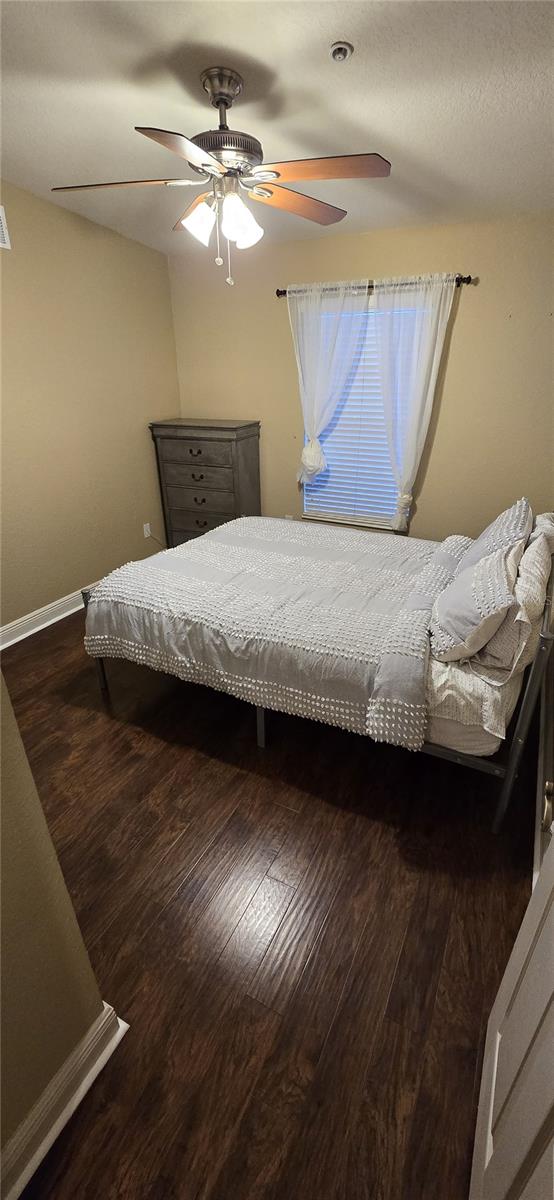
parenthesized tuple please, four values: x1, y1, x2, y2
(215, 201, 223, 267)
(226, 238, 234, 286)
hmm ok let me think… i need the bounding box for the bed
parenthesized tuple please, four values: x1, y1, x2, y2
(84, 515, 553, 830)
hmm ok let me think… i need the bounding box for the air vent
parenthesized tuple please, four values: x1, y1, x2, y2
(0, 206, 11, 250)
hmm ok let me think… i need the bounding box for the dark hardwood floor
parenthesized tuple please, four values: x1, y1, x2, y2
(2, 610, 534, 1200)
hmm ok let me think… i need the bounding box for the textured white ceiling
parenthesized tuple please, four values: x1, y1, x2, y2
(2, 1, 553, 256)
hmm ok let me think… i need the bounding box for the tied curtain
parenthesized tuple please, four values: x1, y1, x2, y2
(287, 273, 456, 529)
(287, 281, 369, 484)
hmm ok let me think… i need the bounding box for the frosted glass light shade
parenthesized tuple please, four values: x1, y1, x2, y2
(181, 201, 216, 246)
(221, 193, 263, 248)
(236, 218, 264, 249)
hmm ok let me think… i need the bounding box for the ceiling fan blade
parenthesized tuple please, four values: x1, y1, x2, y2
(248, 183, 346, 225)
(254, 153, 391, 183)
(172, 192, 211, 232)
(52, 178, 203, 192)
(136, 127, 225, 175)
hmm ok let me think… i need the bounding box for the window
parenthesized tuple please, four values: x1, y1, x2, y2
(303, 305, 417, 529)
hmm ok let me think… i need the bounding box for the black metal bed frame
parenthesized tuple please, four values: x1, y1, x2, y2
(423, 565, 553, 834)
(82, 563, 553, 834)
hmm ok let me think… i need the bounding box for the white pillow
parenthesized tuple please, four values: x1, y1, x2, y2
(430, 544, 521, 663)
(458, 497, 532, 573)
(475, 532, 552, 676)
(529, 512, 554, 553)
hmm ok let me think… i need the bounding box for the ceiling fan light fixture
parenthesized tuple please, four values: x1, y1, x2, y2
(181, 198, 216, 246)
(220, 191, 246, 241)
(235, 219, 264, 249)
(221, 192, 263, 247)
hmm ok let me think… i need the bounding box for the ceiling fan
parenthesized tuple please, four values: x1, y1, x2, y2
(53, 66, 391, 284)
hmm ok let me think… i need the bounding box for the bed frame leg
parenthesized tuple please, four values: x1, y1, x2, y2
(493, 751, 522, 836)
(95, 657, 110, 699)
(256, 706, 266, 749)
(82, 587, 110, 703)
(492, 635, 553, 833)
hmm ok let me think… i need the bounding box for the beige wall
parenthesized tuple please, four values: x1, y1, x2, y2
(1, 181, 180, 625)
(1, 676, 103, 1146)
(169, 212, 553, 541)
(1, 192, 551, 624)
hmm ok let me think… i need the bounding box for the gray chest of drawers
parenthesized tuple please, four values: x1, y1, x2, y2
(149, 418, 261, 547)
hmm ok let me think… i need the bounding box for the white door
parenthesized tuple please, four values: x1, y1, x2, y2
(470, 836, 554, 1200)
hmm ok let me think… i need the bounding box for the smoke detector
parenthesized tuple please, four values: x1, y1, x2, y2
(330, 42, 354, 63)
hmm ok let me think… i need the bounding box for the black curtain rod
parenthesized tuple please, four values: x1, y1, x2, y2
(275, 275, 472, 298)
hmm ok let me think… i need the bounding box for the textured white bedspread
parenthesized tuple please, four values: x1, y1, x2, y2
(85, 517, 519, 752)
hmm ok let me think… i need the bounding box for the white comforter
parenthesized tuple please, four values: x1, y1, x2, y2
(85, 517, 518, 751)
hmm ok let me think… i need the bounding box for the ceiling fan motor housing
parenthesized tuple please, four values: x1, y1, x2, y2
(191, 128, 264, 173)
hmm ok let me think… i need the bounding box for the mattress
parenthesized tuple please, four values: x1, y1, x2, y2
(426, 717, 503, 756)
(85, 517, 524, 757)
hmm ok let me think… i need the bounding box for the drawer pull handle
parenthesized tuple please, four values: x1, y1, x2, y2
(192, 473, 204, 481)
(189, 448, 202, 457)
(196, 519, 208, 528)
(194, 496, 206, 505)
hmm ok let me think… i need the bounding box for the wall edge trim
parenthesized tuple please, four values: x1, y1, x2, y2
(1, 1001, 128, 1200)
(0, 587, 93, 649)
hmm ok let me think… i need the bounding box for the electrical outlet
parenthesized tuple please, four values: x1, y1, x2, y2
(143, 522, 151, 538)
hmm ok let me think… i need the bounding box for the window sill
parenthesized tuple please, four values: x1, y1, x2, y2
(302, 512, 396, 533)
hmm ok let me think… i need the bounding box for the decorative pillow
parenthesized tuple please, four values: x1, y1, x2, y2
(458, 497, 532, 573)
(475, 532, 552, 675)
(430, 544, 521, 662)
(529, 512, 554, 553)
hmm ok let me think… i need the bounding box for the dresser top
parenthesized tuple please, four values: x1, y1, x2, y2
(150, 418, 259, 430)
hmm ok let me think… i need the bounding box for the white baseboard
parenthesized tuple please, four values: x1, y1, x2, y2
(0, 588, 89, 650)
(1, 1002, 128, 1200)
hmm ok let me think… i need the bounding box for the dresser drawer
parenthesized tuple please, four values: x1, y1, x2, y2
(170, 512, 231, 537)
(166, 486, 235, 515)
(171, 530, 203, 547)
(160, 438, 232, 468)
(162, 462, 234, 492)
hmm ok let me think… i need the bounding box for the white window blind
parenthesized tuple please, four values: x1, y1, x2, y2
(303, 305, 417, 529)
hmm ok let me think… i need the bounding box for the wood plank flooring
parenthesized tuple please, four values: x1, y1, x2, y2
(1, 610, 534, 1200)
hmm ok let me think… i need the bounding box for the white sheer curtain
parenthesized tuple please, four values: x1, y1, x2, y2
(373, 273, 456, 531)
(287, 280, 369, 484)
